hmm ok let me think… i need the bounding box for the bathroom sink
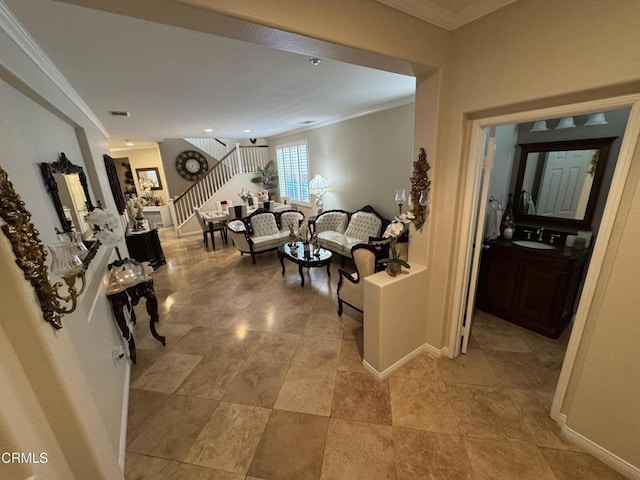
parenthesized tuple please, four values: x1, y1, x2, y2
(512, 240, 556, 250)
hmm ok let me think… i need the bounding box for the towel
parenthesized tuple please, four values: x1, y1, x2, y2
(485, 202, 502, 241)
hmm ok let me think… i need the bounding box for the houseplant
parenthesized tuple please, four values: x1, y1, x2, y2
(377, 212, 413, 276)
(251, 160, 279, 199)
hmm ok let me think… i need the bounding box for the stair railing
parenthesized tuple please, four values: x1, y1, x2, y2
(171, 144, 269, 227)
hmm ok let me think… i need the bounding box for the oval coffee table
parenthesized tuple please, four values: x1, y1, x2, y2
(278, 241, 332, 287)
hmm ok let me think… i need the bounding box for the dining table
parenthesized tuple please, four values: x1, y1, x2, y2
(201, 210, 230, 249)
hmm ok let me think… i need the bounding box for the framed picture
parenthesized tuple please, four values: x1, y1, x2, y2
(136, 167, 163, 190)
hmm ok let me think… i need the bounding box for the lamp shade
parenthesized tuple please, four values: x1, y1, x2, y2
(584, 113, 608, 126)
(555, 116, 576, 129)
(309, 174, 329, 195)
(530, 120, 548, 132)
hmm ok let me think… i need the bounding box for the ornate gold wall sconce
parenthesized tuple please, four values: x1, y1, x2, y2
(0, 164, 94, 329)
(410, 148, 432, 230)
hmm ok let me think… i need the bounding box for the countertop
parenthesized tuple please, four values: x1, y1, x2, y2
(485, 238, 590, 260)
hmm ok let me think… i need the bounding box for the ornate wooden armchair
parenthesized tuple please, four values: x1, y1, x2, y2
(337, 244, 379, 315)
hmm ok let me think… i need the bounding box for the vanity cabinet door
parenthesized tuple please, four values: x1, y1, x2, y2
(513, 266, 564, 330)
(476, 242, 584, 338)
(478, 250, 519, 312)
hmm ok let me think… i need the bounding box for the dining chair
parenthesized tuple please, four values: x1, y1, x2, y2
(193, 208, 212, 247)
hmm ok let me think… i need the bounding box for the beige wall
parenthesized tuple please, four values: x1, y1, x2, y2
(111, 145, 169, 204)
(269, 102, 415, 220)
(1, 15, 126, 479)
(437, 0, 640, 469)
(9, 0, 640, 473)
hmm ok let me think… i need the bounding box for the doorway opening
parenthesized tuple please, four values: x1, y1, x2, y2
(449, 96, 640, 423)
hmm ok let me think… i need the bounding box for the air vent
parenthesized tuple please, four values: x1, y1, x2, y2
(299, 120, 315, 125)
(108, 110, 130, 117)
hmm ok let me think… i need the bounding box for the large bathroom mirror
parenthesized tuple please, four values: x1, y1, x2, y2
(514, 137, 616, 229)
(40, 152, 95, 237)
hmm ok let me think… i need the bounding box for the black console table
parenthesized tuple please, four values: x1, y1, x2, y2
(107, 278, 166, 363)
(125, 221, 166, 269)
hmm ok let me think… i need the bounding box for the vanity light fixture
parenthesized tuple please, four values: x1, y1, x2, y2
(529, 120, 549, 132)
(555, 116, 576, 129)
(584, 113, 608, 126)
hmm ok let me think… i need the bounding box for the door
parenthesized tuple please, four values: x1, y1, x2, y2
(537, 149, 595, 218)
(459, 127, 496, 353)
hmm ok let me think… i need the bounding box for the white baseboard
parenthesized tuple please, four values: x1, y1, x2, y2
(362, 342, 447, 381)
(118, 361, 131, 470)
(558, 414, 640, 479)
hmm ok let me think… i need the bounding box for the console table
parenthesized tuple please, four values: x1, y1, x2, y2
(125, 221, 166, 269)
(107, 277, 166, 363)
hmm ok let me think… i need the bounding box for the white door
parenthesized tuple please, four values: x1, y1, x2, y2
(537, 149, 595, 219)
(459, 128, 497, 353)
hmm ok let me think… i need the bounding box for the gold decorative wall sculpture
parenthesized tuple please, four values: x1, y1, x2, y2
(0, 164, 90, 329)
(409, 148, 432, 230)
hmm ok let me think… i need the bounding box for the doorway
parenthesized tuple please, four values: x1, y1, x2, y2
(449, 95, 640, 422)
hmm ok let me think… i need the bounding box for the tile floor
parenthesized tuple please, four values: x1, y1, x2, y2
(124, 228, 626, 480)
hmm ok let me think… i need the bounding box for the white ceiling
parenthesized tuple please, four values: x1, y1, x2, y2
(374, 0, 518, 30)
(5, 0, 514, 150)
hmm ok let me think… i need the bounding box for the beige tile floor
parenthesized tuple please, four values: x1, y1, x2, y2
(124, 228, 627, 480)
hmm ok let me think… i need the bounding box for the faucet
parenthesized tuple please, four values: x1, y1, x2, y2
(536, 226, 545, 242)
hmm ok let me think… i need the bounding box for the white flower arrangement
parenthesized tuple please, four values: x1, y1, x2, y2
(126, 197, 145, 219)
(85, 208, 122, 247)
(379, 212, 415, 275)
(238, 188, 253, 203)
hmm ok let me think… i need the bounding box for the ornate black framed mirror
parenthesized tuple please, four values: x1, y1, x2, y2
(514, 137, 616, 229)
(40, 152, 95, 235)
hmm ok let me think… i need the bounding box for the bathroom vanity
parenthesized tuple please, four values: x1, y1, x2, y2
(476, 239, 588, 338)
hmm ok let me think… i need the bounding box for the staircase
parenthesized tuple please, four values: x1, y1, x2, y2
(170, 143, 269, 234)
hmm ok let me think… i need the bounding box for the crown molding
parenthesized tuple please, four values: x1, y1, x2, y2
(374, 0, 517, 31)
(0, 1, 109, 137)
(270, 95, 415, 140)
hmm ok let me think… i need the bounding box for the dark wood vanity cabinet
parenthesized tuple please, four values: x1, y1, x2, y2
(476, 241, 587, 338)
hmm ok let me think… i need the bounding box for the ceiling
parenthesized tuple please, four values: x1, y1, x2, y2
(374, 0, 517, 30)
(6, 0, 515, 150)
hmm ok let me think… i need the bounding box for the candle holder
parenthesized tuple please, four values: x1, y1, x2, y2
(395, 188, 407, 215)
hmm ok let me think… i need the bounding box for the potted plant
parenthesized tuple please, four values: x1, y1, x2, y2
(251, 160, 279, 200)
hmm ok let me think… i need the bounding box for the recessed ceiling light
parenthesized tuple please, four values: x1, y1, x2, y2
(243, 129, 251, 133)
(125, 140, 134, 146)
(309, 58, 321, 66)
(204, 128, 213, 132)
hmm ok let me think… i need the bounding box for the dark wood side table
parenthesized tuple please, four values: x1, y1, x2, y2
(107, 278, 166, 363)
(125, 221, 166, 269)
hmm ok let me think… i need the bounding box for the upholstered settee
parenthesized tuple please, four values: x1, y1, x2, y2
(226, 208, 304, 263)
(314, 205, 389, 258)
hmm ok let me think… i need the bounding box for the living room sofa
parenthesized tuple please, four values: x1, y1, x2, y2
(226, 208, 304, 263)
(314, 205, 389, 258)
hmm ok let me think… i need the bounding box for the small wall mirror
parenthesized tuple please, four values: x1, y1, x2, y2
(40, 152, 95, 237)
(136, 167, 162, 190)
(514, 137, 616, 229)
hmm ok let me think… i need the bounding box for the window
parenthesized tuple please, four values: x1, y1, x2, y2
(276, 141, 309, 203)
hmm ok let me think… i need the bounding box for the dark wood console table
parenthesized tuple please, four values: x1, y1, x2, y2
(125, 221, 166, 269)
(107, 278, 166, 363)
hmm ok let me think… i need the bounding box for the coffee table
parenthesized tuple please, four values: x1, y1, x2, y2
(278, 242, 332, 287)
